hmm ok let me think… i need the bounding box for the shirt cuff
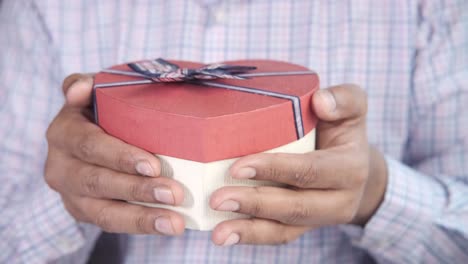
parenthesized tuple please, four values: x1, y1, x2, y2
(3, 184, 101, 263)
(341, 156, 446, 256)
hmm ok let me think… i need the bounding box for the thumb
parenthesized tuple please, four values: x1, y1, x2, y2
(311, 84, 368, 122)
(62, 73, 94, 107)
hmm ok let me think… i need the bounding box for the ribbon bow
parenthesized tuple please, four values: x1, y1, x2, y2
(128, 58, 257, 82)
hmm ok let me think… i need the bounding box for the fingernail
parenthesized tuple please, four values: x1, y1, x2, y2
(154, 217, 174, 235)
(65, 79, 79, 98)
(153, 187, 175, 205)
(216, 200, 240, 212)
(318, 90, 336, 112)
(234, 167, 256, 179)
(65, 76, 84, 97)
(223, 233, 240, 246)
(136, 161, 154, 177)
(65, 77, 92, 103)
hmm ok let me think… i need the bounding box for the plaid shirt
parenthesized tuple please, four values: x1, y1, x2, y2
(0, 0, 467, 263)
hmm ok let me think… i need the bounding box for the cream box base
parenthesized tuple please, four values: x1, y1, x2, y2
(132, 130, 315, 231)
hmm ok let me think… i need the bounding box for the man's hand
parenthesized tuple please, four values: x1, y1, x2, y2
(45, 74, 185, 235)
(210, 84, 388, 246)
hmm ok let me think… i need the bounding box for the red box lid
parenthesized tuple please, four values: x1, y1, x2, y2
(93, 59, 319, 162)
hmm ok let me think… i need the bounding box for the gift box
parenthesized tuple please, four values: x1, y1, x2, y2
(93, 59, 319, 230)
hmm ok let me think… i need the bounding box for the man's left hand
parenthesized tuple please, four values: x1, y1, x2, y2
(210, 84, 388, 246)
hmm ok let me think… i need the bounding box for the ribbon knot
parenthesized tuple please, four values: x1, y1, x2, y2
(128, 58, 257, 82)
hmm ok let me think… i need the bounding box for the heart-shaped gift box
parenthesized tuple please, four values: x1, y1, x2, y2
(93, 59, 319, 230)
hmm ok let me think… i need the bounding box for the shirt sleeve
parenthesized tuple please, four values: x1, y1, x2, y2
(0, 1, 101, 263)
(341, 1, 468, 263)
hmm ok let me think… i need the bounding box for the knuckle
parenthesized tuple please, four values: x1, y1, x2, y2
(266, 167, 282, 182)
(77, 131, 98, 160)
(284, 199, 311, 225)
(117, 150, 136, 172)
(95, 205, 114, 232)
(127, 182, 144, 202)
(81, 167, 103, 197)
(265, 154, 284, 181)
(134, 211, 151, 233)
(294, 163, 317, 188)
(248, 187, 266, 216)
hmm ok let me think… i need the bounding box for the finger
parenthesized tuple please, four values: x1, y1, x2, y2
(74, 196, 185, 235)
(62, 73, 94, 107)
(229, 148, 367, 189)
(312, 84, 367, 122)
(46, 148, 175, 203)
(212, 218, 310, 246)
(210, 186, 356, 226)
(57, 158, 184, 205)
(62, 73, 83, 95)
(50, 109, 161, 176)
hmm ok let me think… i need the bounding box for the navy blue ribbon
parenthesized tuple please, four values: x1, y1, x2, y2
(128, 58, 257, 82)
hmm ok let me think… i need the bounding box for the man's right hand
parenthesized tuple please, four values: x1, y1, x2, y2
(45, 74, 185, 235)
